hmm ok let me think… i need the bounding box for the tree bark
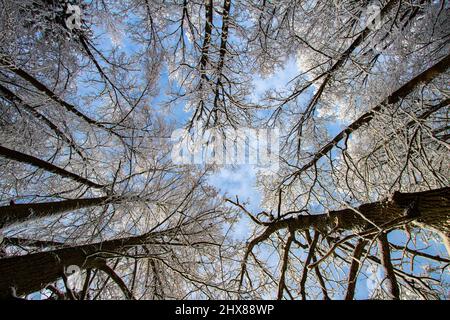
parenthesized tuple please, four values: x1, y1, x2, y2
(0, 196, 112, 229)
(344, 239, 367, 300)
(271, 187, 450, 236)
(299, 231, 319, 300)
(243, 187, 450, 268)
(377, 233, 400, 299)
(0, 234, 148, 299)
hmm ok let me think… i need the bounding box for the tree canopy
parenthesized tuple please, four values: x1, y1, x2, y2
(0, 0, 449, 300)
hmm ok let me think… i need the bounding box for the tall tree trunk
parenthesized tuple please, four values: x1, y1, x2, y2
(0, 145, 105, 189)
(244, 187, 450, 262)
(308, 188, 448, 235)
(344, 239, 367, 300)
(377, 233, 400, 299)
(0, 196, 113, 229)
(0, 83, 86, 159)
(0, 234, 148, 298)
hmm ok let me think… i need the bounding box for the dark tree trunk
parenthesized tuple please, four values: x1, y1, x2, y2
(377, 233, 400, 299)
(0, 145, 104, 189)
(0, 196, 112, 228)
(253, 187, 450, 253)
(0, 234, 146, 299)
(344, 239, 367, 300)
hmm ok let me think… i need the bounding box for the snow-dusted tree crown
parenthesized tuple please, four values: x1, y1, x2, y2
(0, 0, 448, 300)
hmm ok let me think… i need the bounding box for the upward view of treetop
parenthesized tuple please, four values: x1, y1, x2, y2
(0, 0, 448, 300)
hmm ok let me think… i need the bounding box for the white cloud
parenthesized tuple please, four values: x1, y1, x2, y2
(251, 57, 300, 101)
